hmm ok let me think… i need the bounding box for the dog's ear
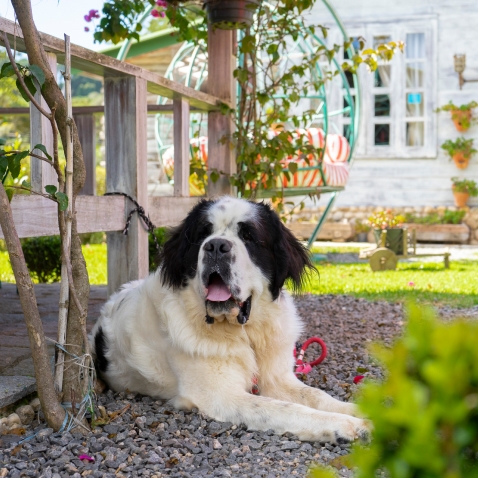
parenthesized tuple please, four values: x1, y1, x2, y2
(159, 199, 214, 289)
(267, 207, 314, 300)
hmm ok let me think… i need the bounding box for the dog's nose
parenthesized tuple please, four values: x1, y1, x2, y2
(204, 238, 232, 258)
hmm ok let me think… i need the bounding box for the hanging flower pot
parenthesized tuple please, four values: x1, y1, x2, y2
(452, 151, 470, 169)
(451, 177, 478, 208)
(441, 137, 477, 170)
(204, 0, 261, 30)
(453, 190, 470, 208)
(451, 109, 472, 132)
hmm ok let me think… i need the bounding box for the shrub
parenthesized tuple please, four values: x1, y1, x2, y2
(309, 304, 478, 478)
(22, 236, 62, 283)
(354, 304, 478, 477)
(149, 227, 168, 271)
(404, 210, 466, 225)
(368, 210, 405, 230)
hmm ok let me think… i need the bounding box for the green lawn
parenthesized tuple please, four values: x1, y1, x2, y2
(1, 244, 477, 308)
(305, 260, 478, 308)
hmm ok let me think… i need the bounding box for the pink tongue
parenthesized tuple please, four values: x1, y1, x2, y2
(206, 275, 232, 302)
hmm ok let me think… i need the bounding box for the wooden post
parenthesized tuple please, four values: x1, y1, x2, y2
(74, 113, 96, 196)
(207, 28, 236, 197)
(104, 76, 148, 296)
(30, 52, 58, 193)
(173, 98, 190, 197)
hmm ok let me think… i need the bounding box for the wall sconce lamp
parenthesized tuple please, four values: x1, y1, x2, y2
(454, 54, 478, 90)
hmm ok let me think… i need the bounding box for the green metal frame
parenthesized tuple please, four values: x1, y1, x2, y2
(114, 0, 361, 247)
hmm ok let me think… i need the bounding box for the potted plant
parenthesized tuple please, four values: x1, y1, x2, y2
(204, 0, 261, 30)
(451, 177, 478, 208)
(436, 100, 478, 132)
(368, 210, 405, 254)
(441, 137, 477, 169)
(354, 221, 371, 242)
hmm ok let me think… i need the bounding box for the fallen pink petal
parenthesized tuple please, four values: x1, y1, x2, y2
(408, 281, 415, 287)
(79, 454, 95, 462)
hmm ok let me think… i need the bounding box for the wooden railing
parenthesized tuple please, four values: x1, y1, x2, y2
(0, 17, 231, 294)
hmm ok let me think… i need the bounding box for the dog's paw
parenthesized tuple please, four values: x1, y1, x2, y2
(333, 416, 372, 444)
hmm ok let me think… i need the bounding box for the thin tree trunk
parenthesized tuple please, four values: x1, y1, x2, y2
(11, 0, 90, 409)
(0, 183, 66, 430)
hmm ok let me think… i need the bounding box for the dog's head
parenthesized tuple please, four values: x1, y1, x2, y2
(159, 197, 313, 324)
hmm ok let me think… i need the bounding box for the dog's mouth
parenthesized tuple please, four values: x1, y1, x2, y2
(205, 272, 252, 324)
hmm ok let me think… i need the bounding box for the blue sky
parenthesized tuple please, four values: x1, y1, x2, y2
(0, 0, 107, 50)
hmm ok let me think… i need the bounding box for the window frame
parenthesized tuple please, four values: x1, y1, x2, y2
(342, 16, 438, 159)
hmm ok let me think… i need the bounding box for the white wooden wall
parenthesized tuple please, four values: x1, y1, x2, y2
(306, 0, 478, 207)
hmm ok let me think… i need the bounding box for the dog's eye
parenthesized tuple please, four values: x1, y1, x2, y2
(198, 222, 213, 241)
(239, 223, 254, 243)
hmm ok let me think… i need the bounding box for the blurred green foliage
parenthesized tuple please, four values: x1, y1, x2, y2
(352, 303, 478, 477)
(149, 227, 167, 271)
(22, 236, 62, 283)
(309, 304, 478, 478)
(404, 210, 466, 225)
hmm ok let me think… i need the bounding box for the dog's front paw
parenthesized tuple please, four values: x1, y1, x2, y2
(333, 416, 372, 444)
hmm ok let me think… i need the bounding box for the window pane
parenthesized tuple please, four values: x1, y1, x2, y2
(344, 70, 354, 88)
(406, 33, 425, 59)
(374, 124, 390, 145)
(373, 35, 391, 49)
(406, 62, 424, 88)
(406, 122, 424, 146)
(406, 92, 424, 117)
(374, 65, 391, 87)
(374, 94, 390, 116)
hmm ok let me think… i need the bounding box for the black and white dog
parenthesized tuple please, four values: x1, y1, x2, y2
(91, 196, 369, 442)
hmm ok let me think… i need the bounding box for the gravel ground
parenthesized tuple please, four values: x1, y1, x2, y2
(0, 294, 476, 478)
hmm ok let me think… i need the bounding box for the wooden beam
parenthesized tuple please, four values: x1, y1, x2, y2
(0, 195, 200, 240)
(30, 52, 58, 194)
(74, 114, 96, 196)
(207, 29, 236, 197)
(105, 75, 148, 295)
(0, 16, 227, 111)
(173, 98, 190, 197)
(0, 104, 201, 115)
(0, 195, 125, 239)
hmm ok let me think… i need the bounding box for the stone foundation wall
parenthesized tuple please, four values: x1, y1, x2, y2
(290, 206, 478, 244)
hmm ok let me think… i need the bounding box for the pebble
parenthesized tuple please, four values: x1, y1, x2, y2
(15, 405, 34, 426)
(0, 295, 475, 477)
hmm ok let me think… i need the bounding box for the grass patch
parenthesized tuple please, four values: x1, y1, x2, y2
(310, 245, 366, 254)
(0, 244, 107, 286)
(306, 260, 478, 308)
(1, 244, 477, 308)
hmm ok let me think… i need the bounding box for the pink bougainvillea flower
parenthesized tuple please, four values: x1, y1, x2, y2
(79, 454, 95, 462)
(151, 9, 160, 17)
(156, 0, 168, 6)
(408, 281, 415, 287)
(84, 14, 92, 22)
(84, 27, 90, 32)
(353, 375, 364, 384)
(89, 9, 100, 18)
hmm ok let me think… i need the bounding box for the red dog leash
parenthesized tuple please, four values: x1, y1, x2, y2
(251, 336, 327, 394)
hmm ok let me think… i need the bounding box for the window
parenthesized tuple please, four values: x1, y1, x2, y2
(337, 18, 437, 159)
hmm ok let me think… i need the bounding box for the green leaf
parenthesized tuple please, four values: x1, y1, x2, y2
(21, 180, 31, 188)
(28, 64, 46, 87)
(45, 185, 57, 195)
(210, 171, 220, 183)
(0, 62, 15, 78)
(6, 187, 14, 202)
(32, 144, 52, 161)
(0, 138, 6, 145)
(288, 162, 298, 174)
(7, 151, 28, 179)
(0, 156, 7, 179)
(15, 75, 37, 103)
(54, 192, 68, 211)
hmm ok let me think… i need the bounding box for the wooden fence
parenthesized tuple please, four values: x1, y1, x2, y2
(0, 17, 235, 295)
